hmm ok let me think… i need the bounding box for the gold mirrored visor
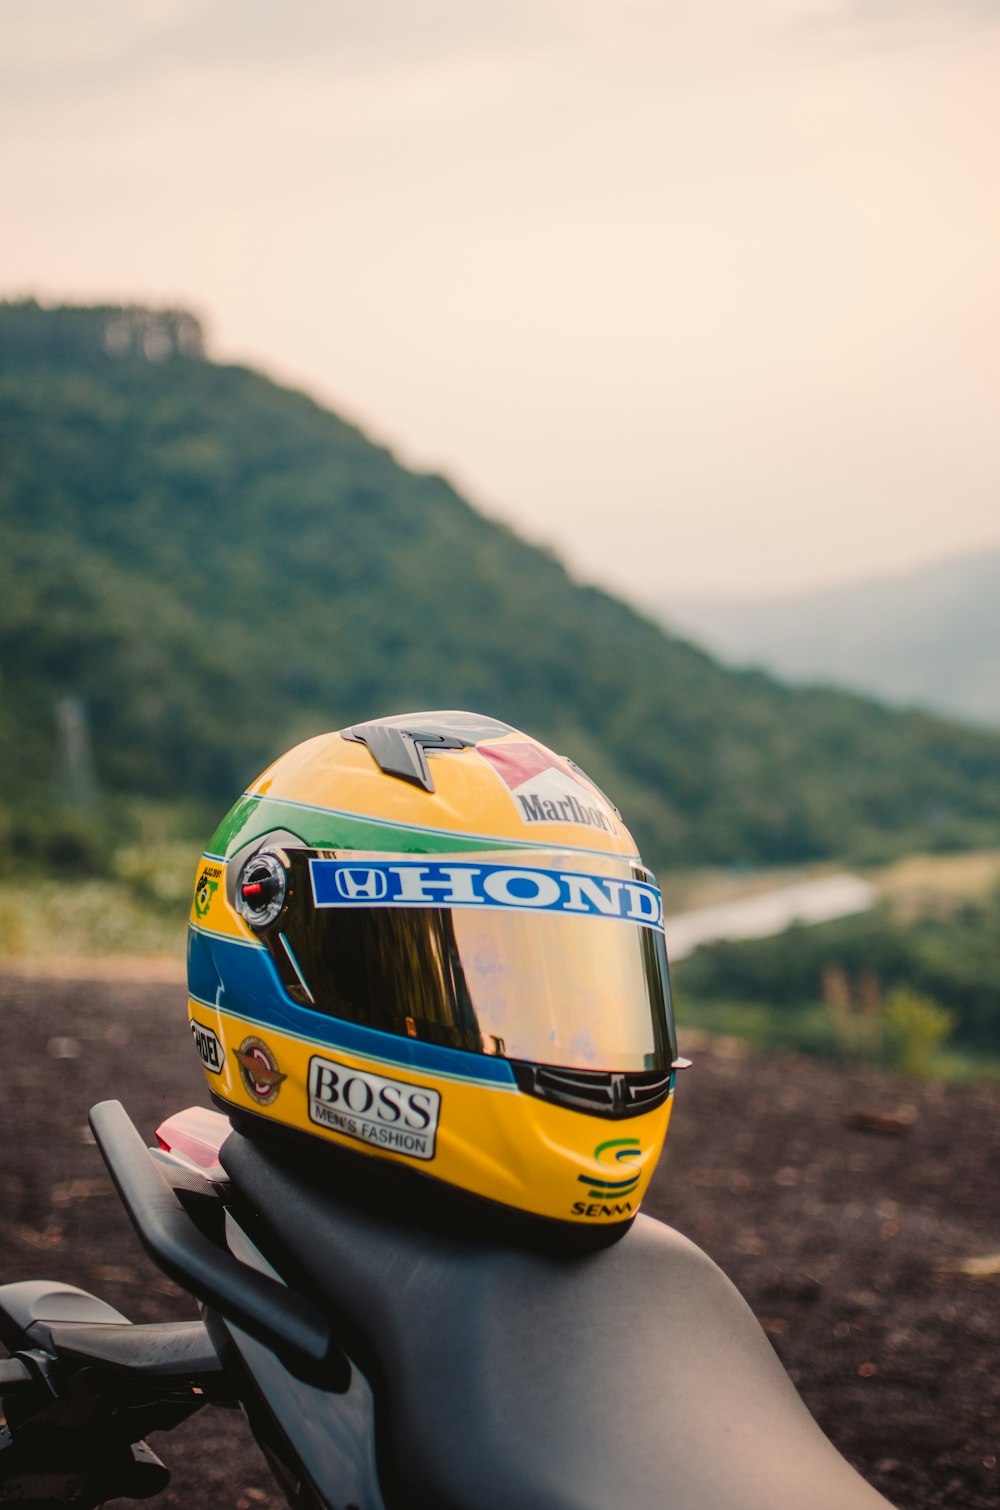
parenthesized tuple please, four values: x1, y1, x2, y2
(247, 849, 677, 1073)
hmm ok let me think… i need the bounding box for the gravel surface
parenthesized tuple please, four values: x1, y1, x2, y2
(0, 973, 996, 1509)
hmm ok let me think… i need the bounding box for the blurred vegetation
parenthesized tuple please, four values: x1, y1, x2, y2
(674, 887, 1000, 1075)
(883, 988, 955, 1078)
(0, 859, 194, 959)
(5, 300, 1000, 886)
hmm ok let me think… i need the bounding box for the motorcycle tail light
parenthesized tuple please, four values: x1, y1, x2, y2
(156, 1105, 231, 1179)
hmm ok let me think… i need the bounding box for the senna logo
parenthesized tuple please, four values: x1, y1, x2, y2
(571, 1199, 634, 1219)
(308, 1056, 440, 1161)
(572, 1137, 642, 1219)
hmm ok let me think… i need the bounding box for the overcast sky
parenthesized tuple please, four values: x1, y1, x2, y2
(4, 0, 999, 600)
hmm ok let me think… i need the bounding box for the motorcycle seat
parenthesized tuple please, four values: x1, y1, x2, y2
(221, 1132, 893, 1510)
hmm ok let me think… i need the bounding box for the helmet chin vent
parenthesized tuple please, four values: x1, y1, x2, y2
(510, 1063, 672, 1119)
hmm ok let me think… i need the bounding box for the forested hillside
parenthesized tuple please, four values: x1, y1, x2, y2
(4, 300, 1000, 873)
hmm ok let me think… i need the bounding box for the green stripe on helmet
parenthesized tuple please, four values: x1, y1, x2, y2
(208, 794, 525, 861)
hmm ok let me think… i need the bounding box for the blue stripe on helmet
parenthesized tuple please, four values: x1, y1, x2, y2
(187, 929, 517, 1087)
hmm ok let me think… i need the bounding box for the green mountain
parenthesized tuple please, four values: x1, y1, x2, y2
(4, 299, 1000, 873)
(653, 549, 1000, 729)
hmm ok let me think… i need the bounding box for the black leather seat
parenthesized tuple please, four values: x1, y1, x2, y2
(221, 1133, 893, 1510)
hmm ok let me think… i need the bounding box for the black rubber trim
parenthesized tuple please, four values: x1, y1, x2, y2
(88, 1101, 348, 1387)
(215, 1095, 633, 1251)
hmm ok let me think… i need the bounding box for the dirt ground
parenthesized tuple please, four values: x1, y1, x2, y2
(0, 972, 996, 1510)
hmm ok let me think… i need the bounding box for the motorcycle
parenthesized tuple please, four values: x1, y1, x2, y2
(0, 1099, 895, 1509)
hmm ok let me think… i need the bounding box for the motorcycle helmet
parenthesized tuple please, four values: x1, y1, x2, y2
(188, 712, 680, 1239)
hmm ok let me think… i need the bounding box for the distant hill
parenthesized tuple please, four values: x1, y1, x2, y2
(652, 550, 1000, 728)
(4, 299, 1000, 873)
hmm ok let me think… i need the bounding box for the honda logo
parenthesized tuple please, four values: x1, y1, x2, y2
(333, 867, 389, 901)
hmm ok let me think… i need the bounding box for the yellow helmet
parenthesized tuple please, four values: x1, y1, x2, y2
(188, 713, 679, 1240)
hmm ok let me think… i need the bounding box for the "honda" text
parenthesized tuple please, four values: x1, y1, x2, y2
(310, 861, 663, 930)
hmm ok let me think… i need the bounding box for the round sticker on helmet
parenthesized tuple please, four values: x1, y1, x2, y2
(235, 1036, 287, 1106)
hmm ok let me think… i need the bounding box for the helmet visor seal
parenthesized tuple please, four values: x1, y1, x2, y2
(252, 849, 677, 1073)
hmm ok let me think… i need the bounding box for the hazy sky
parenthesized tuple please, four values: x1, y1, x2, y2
(4, 0, 999, 600)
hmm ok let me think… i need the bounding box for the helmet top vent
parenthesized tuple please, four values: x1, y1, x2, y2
(343, 711, 512, 792)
